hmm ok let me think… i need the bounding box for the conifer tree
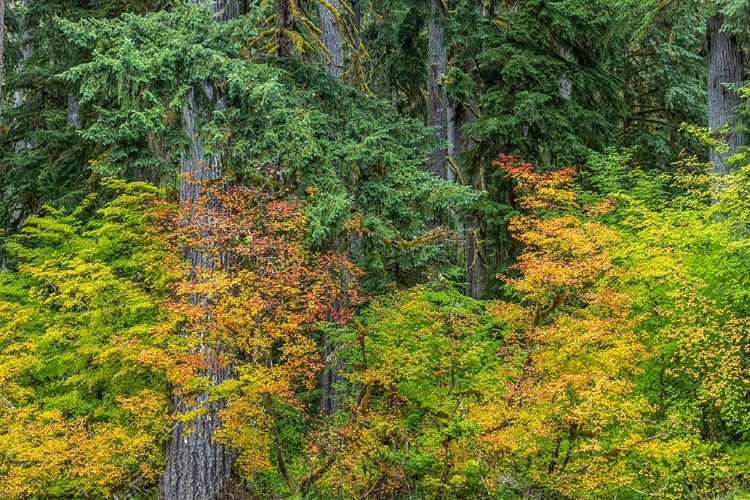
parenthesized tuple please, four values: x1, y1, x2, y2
(160, 2, 245, 499)
(427, 0, 450, 180)
(0, 0, 5, 98)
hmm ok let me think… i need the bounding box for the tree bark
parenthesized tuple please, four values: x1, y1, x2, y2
(214, 0, 245, 22)
(318, 0, 343, 76)
(0, 0, 5, 99)
(277, 0, 295, 58)
(160, 2, 243, 499)
(464, 3, 489, 299)
(465, 154, 486, 300)
(5, 0, 31, 235)
(558, 48, 573, 101)
(161, 87, 236, 500)
(66, 94, 81, 128)
(707, 11, 746, 175)
(160, 357, 236, 500)
(14, 0, 30, 153)
(427, 2, 449, 179)
(320, 298, 347, 415)
(315, 0, 348, 415)
(351, 0, 361, 42)
(465, 228, 485, 298)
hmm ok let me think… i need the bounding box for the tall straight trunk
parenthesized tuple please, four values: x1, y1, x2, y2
(707, 11, 746, 175)
(558, 48, 573, 101)
(464, 0, 493, 299)
(6, 0, 31, 234)
(277, 0, 295, 58)
(465, 189, 485, 299)
(0, 0, 5, 99)
(160, 2, 242, 499)
(320, 297, 347, 415)
(427, 2, 449, 179)
(14, 0, 30, 153)
(465, 95, 485, 299)
(350, 0, 367, 89)
(161, 78, 235, 500)
(316, 0, 346, 409)
(318, 0, 343, 76)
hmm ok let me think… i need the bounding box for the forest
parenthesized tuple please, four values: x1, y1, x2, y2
(0, 0, 750, 499)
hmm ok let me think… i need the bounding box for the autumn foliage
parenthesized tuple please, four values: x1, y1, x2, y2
(291, 156, 654, 498)
(480, 155, 652, 497)
(2, 156, 750, 498)
(0, 180, 362, 498)
(152, 180, 362, 480)
(0, 181, 170, 499)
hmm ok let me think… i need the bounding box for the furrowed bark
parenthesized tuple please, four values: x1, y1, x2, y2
(320, 296, 348, 416)
(465, 154, 486, 299)
(707, 11, 746, 175)
(159, 2, 243, 499)
(14, 0, 30, 153)
(161, 85, 236, 500)
(5, 0, 32, 234)
(316, 0, 348, 416)
(67, 94, 81, 128)
(0, 0, 5, 99)
(427, 1, 449, 179)
(277, 0, 295, 58)
(214, 0, 245, 22)
(463, 2, 491, 299)
(318, 0, 343, 76)
(351, 0, 361, 43)
(160, 357, 236, 500)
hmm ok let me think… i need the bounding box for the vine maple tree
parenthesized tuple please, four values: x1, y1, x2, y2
(296, 155, 659, 499)
(0, 180, 171, 499)
(0, 179, 362, 498)
(150, 180, 362, 489)
(473, 155, 654, 498)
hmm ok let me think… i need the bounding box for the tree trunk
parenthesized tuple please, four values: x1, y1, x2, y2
(67, 94, 81, 128)
(5, 0, 31, 234)
(160, 357, 235, 500)
(318, 0, 343, 76)
(160, 2, 243, 499)
(352, 0, 361, 42)
(316, 0, 347, 415)
(427, 2, 449, 179)
(320, 298, 347, 416)
(558, 48, 573, 101)
(14, 0, 30, 153)
(161, 86, 236, 500)
(277, 0, 295, 58)
(0, 0, 5, 99)
(214, 0, 245, 22)
(707, 11, 746, 175)
(465, 153, 486, 300)
(464, 3, 490, 299)
(465, 226, 485, 298)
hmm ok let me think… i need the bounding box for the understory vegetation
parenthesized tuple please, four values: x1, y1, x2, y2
(1, 1, 750, 499)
